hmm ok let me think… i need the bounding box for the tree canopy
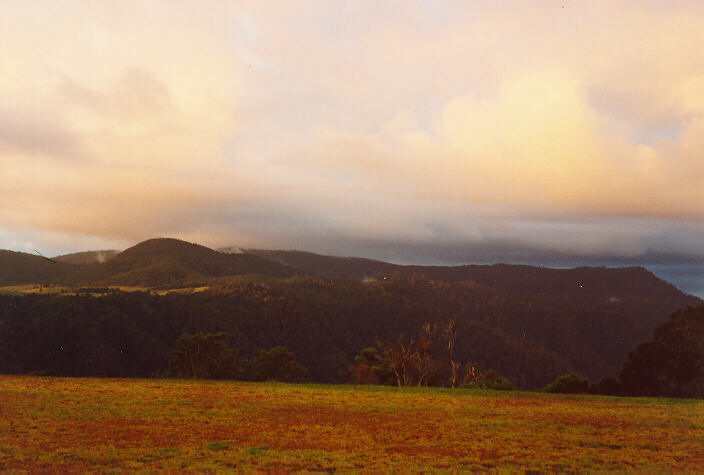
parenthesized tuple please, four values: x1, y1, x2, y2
(167, 332, 238, 379)
(620, 305, 704, 398)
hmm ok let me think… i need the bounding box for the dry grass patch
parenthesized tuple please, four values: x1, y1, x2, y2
(1, 376, 703, 471)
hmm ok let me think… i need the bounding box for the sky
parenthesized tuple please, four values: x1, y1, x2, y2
(2, 0, 704, 268)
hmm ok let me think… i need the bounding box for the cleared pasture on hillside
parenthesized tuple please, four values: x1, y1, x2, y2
(0, 285, 210, 296)
(1, 376, 702, 471)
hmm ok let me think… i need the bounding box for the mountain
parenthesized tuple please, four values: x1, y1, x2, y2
(53, 250, 121, 264)
(91, 238, 296, 286)
(2, 239, 697, 299)
(1, 239, 297, 287)
(245, 249, 686, 297)
(242, 249, 398, 280)
(2, 240, 695, 298)
(0, 250, 77, 285)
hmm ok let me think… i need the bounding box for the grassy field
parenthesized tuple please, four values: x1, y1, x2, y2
(1, 376, 703, 471)
(0, 284, 209, 296)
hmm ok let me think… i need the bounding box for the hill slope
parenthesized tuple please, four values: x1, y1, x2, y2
(0, 250, 78, 285)
(53, 250, 120, 264)
(91, 238, 298, 286)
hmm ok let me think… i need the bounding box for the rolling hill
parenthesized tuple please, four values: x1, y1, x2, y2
(0, 250, 78, 285)
(2, 239, 695, 299)
(0, 239, 297, 287)
(92, 238, 296, 286)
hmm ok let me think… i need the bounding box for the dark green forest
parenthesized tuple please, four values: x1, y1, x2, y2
(619, 305, 704, 398)
(0, 274, 698, 391)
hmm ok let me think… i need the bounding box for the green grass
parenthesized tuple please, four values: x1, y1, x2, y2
(1, 375, 703, 471)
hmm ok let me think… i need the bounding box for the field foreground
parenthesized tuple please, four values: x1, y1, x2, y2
(1, 376, 703, 471)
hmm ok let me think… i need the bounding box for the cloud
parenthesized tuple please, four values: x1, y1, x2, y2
(0, 1, 242, 242)
(301, 68, 704, 222)
(0, 106, 82, 159)
(1, 1, 704, 260)
(59, 68, 171, 120)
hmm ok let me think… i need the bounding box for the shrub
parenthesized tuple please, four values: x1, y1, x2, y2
(351, 347, 395, 385)
(460, 370, 515, 391)
(544, 373, 589, 394)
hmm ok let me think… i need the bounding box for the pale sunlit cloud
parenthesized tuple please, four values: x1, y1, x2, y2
(1, 1, 704, 259)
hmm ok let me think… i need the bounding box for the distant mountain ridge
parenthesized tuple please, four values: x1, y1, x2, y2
(97, 238, 294, 286)
(237, 249, 397, 280)
(0, 238, 700, 302)
(243, 249, 687, 297)
(0, 238, 295, 287)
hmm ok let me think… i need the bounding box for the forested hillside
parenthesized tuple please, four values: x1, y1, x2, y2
(0, 239, 296, 287)
(0, 274, 698, 389)
(245, 249, 685, 296)
(0, 250, 78, 284)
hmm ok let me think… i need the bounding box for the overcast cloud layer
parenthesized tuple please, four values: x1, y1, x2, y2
(2, 1, 704, 262)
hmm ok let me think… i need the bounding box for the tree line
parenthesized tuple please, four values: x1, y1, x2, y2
(349, 305, 704, 398)
(0, 275, 701, 397)
(166, 304, 704, 398)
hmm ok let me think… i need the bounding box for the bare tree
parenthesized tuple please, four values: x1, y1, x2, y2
(380, 335, 417, 387)
(444, 319, 461, 388)
(414, 323, 436, 386)
(463, 362, 483, 385)
(379, 322, 441, 387)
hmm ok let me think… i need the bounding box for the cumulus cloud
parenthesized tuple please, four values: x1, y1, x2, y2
(1, 0, 704, 259)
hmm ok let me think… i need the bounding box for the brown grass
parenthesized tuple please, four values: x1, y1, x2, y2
(1, 376, 703, 471)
